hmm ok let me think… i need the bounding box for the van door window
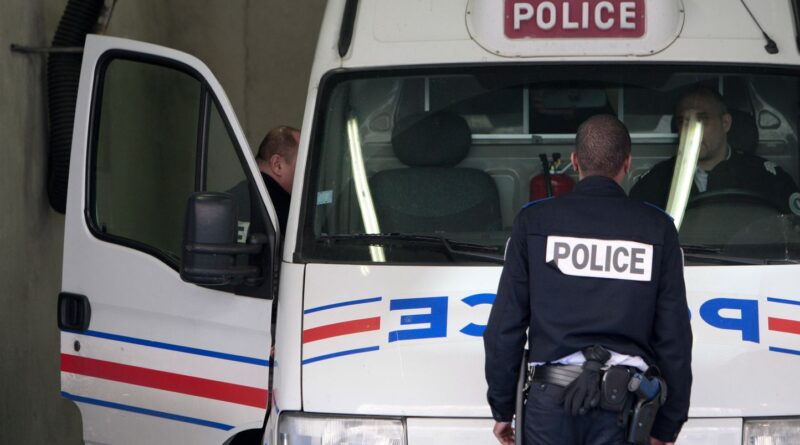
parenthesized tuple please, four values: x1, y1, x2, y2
(90, 57, 201, 265)
(89, 56, 273, 276)
(204, 102, 261, 244)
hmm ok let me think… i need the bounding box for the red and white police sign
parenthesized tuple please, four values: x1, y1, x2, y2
(467, 0, 682, 58)
(505, 0, 645, 39)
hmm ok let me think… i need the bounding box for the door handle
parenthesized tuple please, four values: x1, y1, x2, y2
(58, 292, 91, 331)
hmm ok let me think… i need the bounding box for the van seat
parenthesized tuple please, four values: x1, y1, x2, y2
(370, 112, 502, 233)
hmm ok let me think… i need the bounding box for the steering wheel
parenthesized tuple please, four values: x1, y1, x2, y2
(681, 187, 789, 248)
(687, 187, 785, 212)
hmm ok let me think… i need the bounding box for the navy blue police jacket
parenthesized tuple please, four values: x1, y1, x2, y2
(484, 175, 692, 442)
(630, 150, 800, 214)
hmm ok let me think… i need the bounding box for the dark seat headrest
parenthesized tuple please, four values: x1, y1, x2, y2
(727, 109, 758, 154)
(391, 111, 471, 167)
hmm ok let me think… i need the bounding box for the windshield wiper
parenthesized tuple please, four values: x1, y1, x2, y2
(680, 244, 722, 254)
(318, 233, 505, 263)
(680, 244, 799, 265)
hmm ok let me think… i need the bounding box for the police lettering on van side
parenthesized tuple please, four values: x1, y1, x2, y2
(382, 293, 792, 352)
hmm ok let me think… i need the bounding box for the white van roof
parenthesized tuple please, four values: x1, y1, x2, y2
(311, 0, 798, 80)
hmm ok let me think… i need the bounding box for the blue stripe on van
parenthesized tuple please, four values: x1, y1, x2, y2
(302, 346, 380, 364)
(61, 392, 234, 430)
(63, 329, 269, 367)
(768, 346, 800, 356)
(304, 297, 383, 314)
(767, 297, 800, 307)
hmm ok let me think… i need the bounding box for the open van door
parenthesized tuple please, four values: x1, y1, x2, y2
(58, 35, 277, 444)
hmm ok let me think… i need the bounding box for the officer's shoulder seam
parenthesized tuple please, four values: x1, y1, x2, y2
(642, 201, 674, 221)
(522, 196, 555, 209)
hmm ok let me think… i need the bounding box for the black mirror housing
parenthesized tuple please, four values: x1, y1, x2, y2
(181, 192, 264, 286)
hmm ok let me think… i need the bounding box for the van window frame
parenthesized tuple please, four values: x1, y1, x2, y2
(296, 63, 800, 266)
(85, 50, 274, 279)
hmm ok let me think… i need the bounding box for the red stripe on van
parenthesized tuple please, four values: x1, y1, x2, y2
(61, 354, 267, 409)
(303, 317, 381, 343)
(768, 317, 800, 335)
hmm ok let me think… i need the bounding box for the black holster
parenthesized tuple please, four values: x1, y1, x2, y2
(625, 376, 667, 445)
(627, 396, 661, 444)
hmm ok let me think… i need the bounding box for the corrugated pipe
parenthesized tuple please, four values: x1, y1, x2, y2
(47, 0, 104, 213)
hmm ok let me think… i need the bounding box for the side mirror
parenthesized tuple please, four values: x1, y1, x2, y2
(181, 192, 265, 286)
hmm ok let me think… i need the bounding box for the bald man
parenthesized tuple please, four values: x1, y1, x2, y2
(485, 115, 691, 445)
(256, 126, 300, 234)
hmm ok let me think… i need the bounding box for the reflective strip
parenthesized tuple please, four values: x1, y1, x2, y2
(303, 317, 381, 343)
(768, 318, 800, 335)
(304, 297, 383, 314)
(63, 329, 268, 366)
(768, 346, 800, 356)
(302, 346, 380, 365)
(61, 391, 234, 431)
(768, 297, 800, 307)
(61, 354, 267, 408)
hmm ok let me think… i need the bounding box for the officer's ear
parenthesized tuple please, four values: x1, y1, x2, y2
(570, 152, 583, 178)
(269, 153, 286, 176)
(722, 112, 732, 134)
(623, 154, 632, 175)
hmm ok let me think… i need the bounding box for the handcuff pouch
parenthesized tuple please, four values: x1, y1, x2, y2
(600, 366, 632, 412)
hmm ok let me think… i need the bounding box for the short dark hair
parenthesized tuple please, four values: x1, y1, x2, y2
(574, 114, 631, 178)
(257, 125, 299, 161)
(676, 86, 728, 116)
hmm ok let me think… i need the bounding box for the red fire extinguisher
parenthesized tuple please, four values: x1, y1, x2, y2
(529, 153, 575, 201)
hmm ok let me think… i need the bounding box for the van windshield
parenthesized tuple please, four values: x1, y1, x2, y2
(300, 65, 800, 265)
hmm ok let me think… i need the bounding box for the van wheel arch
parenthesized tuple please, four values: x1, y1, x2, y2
(225, 428, 262, 445)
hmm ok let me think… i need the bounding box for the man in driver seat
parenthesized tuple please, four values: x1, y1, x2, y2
(630, 86, 800, 215)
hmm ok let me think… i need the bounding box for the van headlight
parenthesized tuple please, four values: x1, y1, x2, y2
(277, 412, 406, 445)
(743, 418, 800, 445)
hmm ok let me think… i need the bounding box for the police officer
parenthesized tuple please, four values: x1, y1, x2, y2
(630, 86, 800, 215)
(256, 125, 301, 234)
(484, 115, 692, 445)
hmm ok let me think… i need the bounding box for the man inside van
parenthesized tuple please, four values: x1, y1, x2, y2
(256, 125, 301, 234)
(630, 87, 800, 215)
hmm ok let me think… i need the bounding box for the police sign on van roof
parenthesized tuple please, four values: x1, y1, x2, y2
(467, 0, 682, 58)
(505, 0, 645, 39)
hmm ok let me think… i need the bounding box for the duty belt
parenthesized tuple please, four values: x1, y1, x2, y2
(531, 364, 583, 387)
(526, 362, 664, 445)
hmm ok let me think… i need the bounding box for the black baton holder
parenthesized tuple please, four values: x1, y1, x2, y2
(515, 349, 529, 445)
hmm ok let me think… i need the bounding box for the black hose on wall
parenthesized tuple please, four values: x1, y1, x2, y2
(47, 0, 104, 213)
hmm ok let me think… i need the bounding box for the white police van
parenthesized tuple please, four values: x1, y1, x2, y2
(59, 0, 800, 443)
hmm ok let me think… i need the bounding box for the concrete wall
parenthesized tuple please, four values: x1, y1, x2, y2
(244, 1, 325, 146)
(0, 1, 324, 443)
(104, 0, 325, 148)
(1, 0, 82, 442)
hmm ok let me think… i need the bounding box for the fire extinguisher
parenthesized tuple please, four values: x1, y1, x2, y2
(529, 153, 576, 201)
